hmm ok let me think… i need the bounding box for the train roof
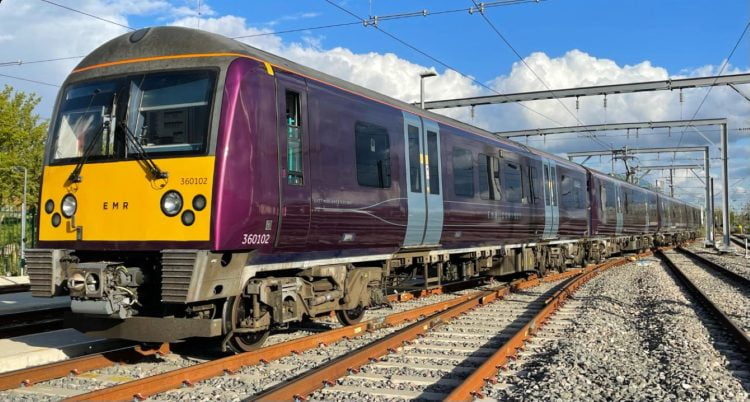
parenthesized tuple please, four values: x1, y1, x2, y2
(73, 27, 697, 210)
(74, 26, 534, 155)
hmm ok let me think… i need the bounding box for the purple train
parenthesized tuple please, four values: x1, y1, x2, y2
(29, 27, 700, 351)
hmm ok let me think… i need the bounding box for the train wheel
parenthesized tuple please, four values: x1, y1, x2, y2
(336, 304, 365, 326)
(224, 295, 269, 353)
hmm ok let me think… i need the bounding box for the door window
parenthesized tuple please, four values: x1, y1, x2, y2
(285, 91, 303, 185)
(426, 131, 440, 195)
(407, 125, 421, 193)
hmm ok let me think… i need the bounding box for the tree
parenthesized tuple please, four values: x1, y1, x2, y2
(0, 85, 48, 209)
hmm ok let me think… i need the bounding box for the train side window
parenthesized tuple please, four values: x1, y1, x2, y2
(453, 148, 474, 197)
(503, 162, 522, 203)
(478, 153, 500, 200)
(573, 178, 585, 208)
(355, 121, 391, 188)
(560, 174, 573, 208)
(407, 125, 421, 193)
(426, 131, 440, 195)
(600, 184, 607, 223)
(285, 91, 303, 185)
(529, 166, 540, 204)
(604, 182, 617, 221)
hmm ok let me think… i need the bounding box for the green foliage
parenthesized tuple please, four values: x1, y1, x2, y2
(0, 85, 48, 208)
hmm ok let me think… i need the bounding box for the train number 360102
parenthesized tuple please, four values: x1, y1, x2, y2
(242, 233, 271, 245)
(180, 177, 208, 185)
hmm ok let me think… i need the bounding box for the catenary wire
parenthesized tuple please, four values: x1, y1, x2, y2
(234, 0, 544, 39)
(0, 73, 60, 87)
(39, 0, 135, 31)
(675, 20, 750, 150)
(0, 56, 86, 67)
(323, 0, 566, 128)
(468, 0, 613, 151)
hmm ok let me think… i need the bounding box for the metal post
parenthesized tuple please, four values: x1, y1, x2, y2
(703, 147, 713, 246)
(710, 177, 715, 247)
(21, 167, 26, 269)
(419, 71, 436, 110)
(11, 166, 27, 274)
(720, 123, 731, 251)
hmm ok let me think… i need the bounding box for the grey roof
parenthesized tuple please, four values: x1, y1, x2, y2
(76, 26, 533, 153)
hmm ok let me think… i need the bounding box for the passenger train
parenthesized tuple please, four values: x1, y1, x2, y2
(28, 27, 701, 352)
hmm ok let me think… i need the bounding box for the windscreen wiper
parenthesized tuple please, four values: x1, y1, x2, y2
(67, 120, 107, 183)
(119, 120, 168, 180)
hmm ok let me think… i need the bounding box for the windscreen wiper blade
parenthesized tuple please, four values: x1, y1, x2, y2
(67, 120, 107, 183)
(119, 121, 168, 180)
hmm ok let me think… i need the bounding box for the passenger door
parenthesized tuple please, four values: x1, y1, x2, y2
(615, 184, 624, 235)
(402, 112, 443, 247)
(275, 74, 311, 247)
(542, 158, 559, 239)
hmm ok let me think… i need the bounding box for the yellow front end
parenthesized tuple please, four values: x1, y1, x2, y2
(39, 156, 214, 243)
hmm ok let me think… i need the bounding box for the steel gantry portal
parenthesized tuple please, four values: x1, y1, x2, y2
(420, 73, 750, 110)
(494, 118, 728, 248)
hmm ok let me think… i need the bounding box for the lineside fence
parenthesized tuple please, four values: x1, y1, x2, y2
(0, 207, 36, 276)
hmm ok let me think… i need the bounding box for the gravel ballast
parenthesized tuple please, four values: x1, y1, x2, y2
(684, 243, 750, 282)
(488, 258, 750, 401)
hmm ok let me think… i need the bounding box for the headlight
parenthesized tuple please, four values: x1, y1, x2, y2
(61, 195, 77, 218)
(45, 199, 54, 214)
(161, 190, 183, 217)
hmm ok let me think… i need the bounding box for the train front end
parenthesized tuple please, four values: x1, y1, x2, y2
(28, 27, 249, 344)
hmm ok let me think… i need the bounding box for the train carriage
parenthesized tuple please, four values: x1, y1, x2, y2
(28, 26, 701, 351)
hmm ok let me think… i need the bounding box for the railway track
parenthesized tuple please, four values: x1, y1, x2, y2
(731, 234, 748, 250)
(252, 258, 630, 401)
(0, 255, 645, 400)
(0, 284, 30, 295)
(0, 278, 493, 399)
(0, 307, 67, 338)
(657, 249, 750, 357)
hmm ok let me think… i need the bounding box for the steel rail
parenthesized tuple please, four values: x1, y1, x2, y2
(729, 235, 747, 250)
(656, 250, 750, 356)
(64, 283, 508, 401)
(0, 278, 481, 395)
(0, 343, 169, 391)
(447, 255, 638, 400)
(248, 268, 585, 401)
(676, 247, 750, 288)
(0, 309, 66, 338)
(0, 284, 30, 295)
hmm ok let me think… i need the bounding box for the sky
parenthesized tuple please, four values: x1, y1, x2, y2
(0, 0, 748, 210)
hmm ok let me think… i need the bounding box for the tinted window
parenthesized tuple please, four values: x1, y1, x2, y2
(285, 91, 303, 185)
(478, 153, 501, 200)
(503, 162, 523, 203)
(355, 122, 391, 188)
(561, 175, 573, 208)
(561, 175, 585, 209)
(407, 125, 421, 192)
(529, 166, 540, 204)
(453, 148, 474, 197)
(426, 131, 440, 195)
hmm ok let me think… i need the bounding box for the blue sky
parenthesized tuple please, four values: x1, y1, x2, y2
(0, 0, 748, 208)
(195, 0, 750, 82)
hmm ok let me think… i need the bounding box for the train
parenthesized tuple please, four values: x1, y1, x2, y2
(28, 26, 701, 352)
